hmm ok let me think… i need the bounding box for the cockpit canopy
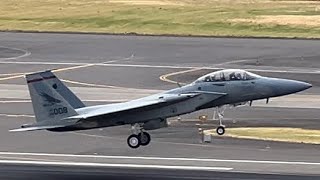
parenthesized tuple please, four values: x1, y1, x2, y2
(195, 69, 261, 83)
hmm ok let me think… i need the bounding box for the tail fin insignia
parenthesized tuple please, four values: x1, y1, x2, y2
(40, 92, 62, 107)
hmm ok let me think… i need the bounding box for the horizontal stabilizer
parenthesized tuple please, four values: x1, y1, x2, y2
(10, 124, 67, 132)
(10, 118, 79, 132)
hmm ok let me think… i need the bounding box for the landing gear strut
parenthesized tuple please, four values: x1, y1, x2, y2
(214, 106, 226, 135)
(127, 123, 151, 148)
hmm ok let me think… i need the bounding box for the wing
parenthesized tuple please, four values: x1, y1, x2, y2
(9, 118, 79, 132)
(72, 91, 226, 119)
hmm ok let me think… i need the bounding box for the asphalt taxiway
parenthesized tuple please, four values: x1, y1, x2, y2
(0, 32, 319, 179)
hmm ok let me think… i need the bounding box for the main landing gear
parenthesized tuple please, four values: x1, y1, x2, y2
(214, 106, 226, 135)
(127, 123, 151, 149)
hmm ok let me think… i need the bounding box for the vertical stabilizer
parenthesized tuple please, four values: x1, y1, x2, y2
(26, 71, 79, 122)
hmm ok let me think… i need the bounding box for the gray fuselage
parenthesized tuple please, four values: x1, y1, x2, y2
(51, 73, 311, 132)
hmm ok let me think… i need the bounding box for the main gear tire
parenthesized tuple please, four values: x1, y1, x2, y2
(127, 134, 141, 148)
(138, 132, 151, 146)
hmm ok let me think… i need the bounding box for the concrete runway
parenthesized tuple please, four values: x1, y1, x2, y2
(0, 32, 320, 179)
(0, 163, 318, 180)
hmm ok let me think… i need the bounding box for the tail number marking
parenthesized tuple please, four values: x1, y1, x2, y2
(50, 107, 68, 115)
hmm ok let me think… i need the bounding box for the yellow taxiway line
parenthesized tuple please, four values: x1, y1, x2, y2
(159, 68, 203, 84)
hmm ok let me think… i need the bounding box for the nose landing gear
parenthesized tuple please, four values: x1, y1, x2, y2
(215, 106, 226, 135)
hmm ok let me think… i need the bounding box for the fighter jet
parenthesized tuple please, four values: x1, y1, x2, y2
(10, 69, 311, 148)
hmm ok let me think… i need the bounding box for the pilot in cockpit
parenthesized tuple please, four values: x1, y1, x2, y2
(229, 72, 236, 80)
(194, 69, 261, 83)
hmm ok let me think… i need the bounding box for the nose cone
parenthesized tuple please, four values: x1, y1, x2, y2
(295, 81, 312, 91)
(287, 80, 312, 93)
(268, 78, 312, 97)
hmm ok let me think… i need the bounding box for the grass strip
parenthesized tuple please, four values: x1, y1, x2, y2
(1, 0, 320, 38)
(206, 127, 320, 144)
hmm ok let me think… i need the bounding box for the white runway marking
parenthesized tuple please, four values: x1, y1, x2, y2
(0, 99, 127, 103)
(0, 46, 31, 60)
(214, 59, 252, 67)
(101, 53, 135, 64)
(1, 60, 320, 74)
(0, 56, 139, 82)
(0, 155, 63, 163)
(0, 100, 31, 103)
(0, 159, 232, 171)
(0, 61, 85, 65)
(61, 78, 133, 89)
(0, 64, 95, 81)
(0, 152, 319, 166)
(0, 72, 25, 77)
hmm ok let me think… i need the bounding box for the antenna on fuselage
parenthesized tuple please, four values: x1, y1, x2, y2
(177, 82, 182, 88)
